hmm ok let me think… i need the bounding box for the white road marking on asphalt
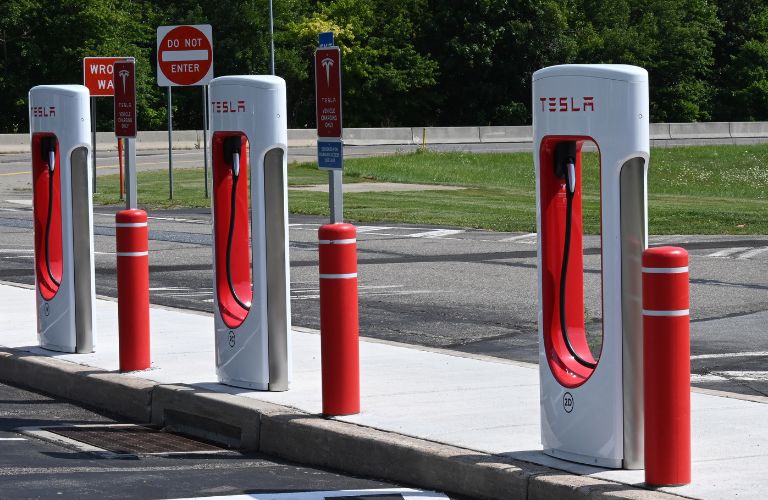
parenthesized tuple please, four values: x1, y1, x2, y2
(692, 371, 768, 382)
(0, 437, 26, 441)
(0, 249, 34, 253)
(691, 351, 768, 360)
(173, 488, 448, 500)
(737, 246, 768, 259)
(406, 228, 465, 239)
(707, 247, 750, 258)
(355, 225, 396, 233)
(5, 199, 32, 206)
(499, 232, 538, 242)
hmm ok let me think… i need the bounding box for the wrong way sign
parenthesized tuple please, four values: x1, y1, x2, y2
(83, 56, 131, 96)
(156, 24, 213, 87)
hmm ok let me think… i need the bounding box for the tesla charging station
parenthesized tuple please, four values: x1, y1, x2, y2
(29, 85, 96, 353)
(533, 65, 649, 468)
(208, 75, 291, 390)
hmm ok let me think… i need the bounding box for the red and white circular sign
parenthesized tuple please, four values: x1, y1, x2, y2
(156, 24, 213, 87)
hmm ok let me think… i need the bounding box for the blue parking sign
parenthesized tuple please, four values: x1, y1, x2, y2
(317, 139, 343, 170)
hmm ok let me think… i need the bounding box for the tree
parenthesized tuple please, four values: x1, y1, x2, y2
(572, 0, 722, 122)
(417, 0, 578, 125)
(712, 0, 768, 120)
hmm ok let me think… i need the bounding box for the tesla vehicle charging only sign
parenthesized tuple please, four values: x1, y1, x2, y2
(156, 24, 213, 86)
(113, 60, 136, 138)
(315, 47, 342, 138)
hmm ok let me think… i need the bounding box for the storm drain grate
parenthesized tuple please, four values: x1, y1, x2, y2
(43, 425, 224, 455)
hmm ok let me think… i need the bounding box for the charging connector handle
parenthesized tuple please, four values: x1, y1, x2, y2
(42, 140, 60, 288)
(555, 144, 597, 370)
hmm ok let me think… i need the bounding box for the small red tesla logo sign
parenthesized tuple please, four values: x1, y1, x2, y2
(31, 106, 56, 118)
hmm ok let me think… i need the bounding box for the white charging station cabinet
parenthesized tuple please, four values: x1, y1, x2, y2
(533, 65, 649, 468)
(29, 84, 96, 353)
(208, 75, 291, 391)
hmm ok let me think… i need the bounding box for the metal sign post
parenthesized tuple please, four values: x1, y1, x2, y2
(156, 24, 214, 200)
(314, 32, 343, 223)
(113, 59, 137, 209)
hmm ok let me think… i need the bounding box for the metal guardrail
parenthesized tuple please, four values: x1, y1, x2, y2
(2, 122, 767, 153)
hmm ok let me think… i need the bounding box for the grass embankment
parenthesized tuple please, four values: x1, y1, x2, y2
(93, 145, 768, 234)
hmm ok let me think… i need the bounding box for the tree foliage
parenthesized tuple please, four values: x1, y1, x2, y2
(0, 0, 765, 132)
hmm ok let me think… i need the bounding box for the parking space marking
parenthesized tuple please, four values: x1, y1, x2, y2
(707, 247, 750, 258)
(691, 351, 768, 360)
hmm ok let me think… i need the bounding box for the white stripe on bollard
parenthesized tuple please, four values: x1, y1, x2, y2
(643, 309, 690, 317)
(115, 222, 148, 228)
(318, 238, 356, 245)
(641, 266, 689, 274)
(319, 273, 357, 279)
(116, 251, 149, 257)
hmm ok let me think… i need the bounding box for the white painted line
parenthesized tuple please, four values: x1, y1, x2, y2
(161, 50, 209, 62)
(737, 246, 768, 259)
(115, 222, 147, 228)
(116, 251, 148, 257)
(692, 371, 768, 382)
(0, 249, 34, 253)
(319, 273, 357, 279)
(0, 437, 26, 441)
(500, 232, 537, 242)
(643, 309, 689, 317)
(355, 225, 397, 233)
(691, 351, 768, 360)
(642, 266, 688, 273)
(707, 247, 749, 258)
(406, 229, 464, 239)
(173, 487, 448, 500)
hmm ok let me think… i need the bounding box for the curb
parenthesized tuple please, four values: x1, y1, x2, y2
(0, 347, 683, 500)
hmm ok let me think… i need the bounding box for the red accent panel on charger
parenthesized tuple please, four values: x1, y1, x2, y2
(31, 133, 63, 300)
(539, 136, 600, 387)
(212, 132, 252, 328)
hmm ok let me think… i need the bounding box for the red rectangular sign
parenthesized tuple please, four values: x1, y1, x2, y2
(113, 60, 137, 138)
(315, 47, 342, 138)
(83, 57, 128, 96)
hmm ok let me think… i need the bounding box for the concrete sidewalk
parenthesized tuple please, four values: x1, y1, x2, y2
(0, 282, 766, 499)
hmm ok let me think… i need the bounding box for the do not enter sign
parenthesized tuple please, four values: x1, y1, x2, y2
(156, 24, 213, 87)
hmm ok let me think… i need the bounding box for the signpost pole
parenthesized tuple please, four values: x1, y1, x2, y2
(329, 170, 343, 223)
(125, 138, 137, 209)
(269, 0, 276, 75)
(91, 97, 97, 193)
(202, 85, 209, 198)
(167, 86, 174, 200)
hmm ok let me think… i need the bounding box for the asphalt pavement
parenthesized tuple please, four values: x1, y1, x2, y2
(0, 380, 444, 500)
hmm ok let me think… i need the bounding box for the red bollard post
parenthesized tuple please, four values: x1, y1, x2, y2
(318, 223, 360, 416)
(116, 209, 150, 372)
(643, 246, 690, 486)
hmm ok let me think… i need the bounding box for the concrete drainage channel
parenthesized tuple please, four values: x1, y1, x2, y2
(0, 349, 682, 500)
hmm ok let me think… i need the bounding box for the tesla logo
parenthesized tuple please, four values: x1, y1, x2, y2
(118, 69, 130, 93)
(31, 106, 56, 118)
(321, 57, 334, 86)
(211, 100, 246, 113)
(539, 96, 595, 112)
(563, 392, 574, 413)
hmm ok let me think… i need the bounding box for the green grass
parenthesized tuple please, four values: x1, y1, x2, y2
(93, 144, 768, 234)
